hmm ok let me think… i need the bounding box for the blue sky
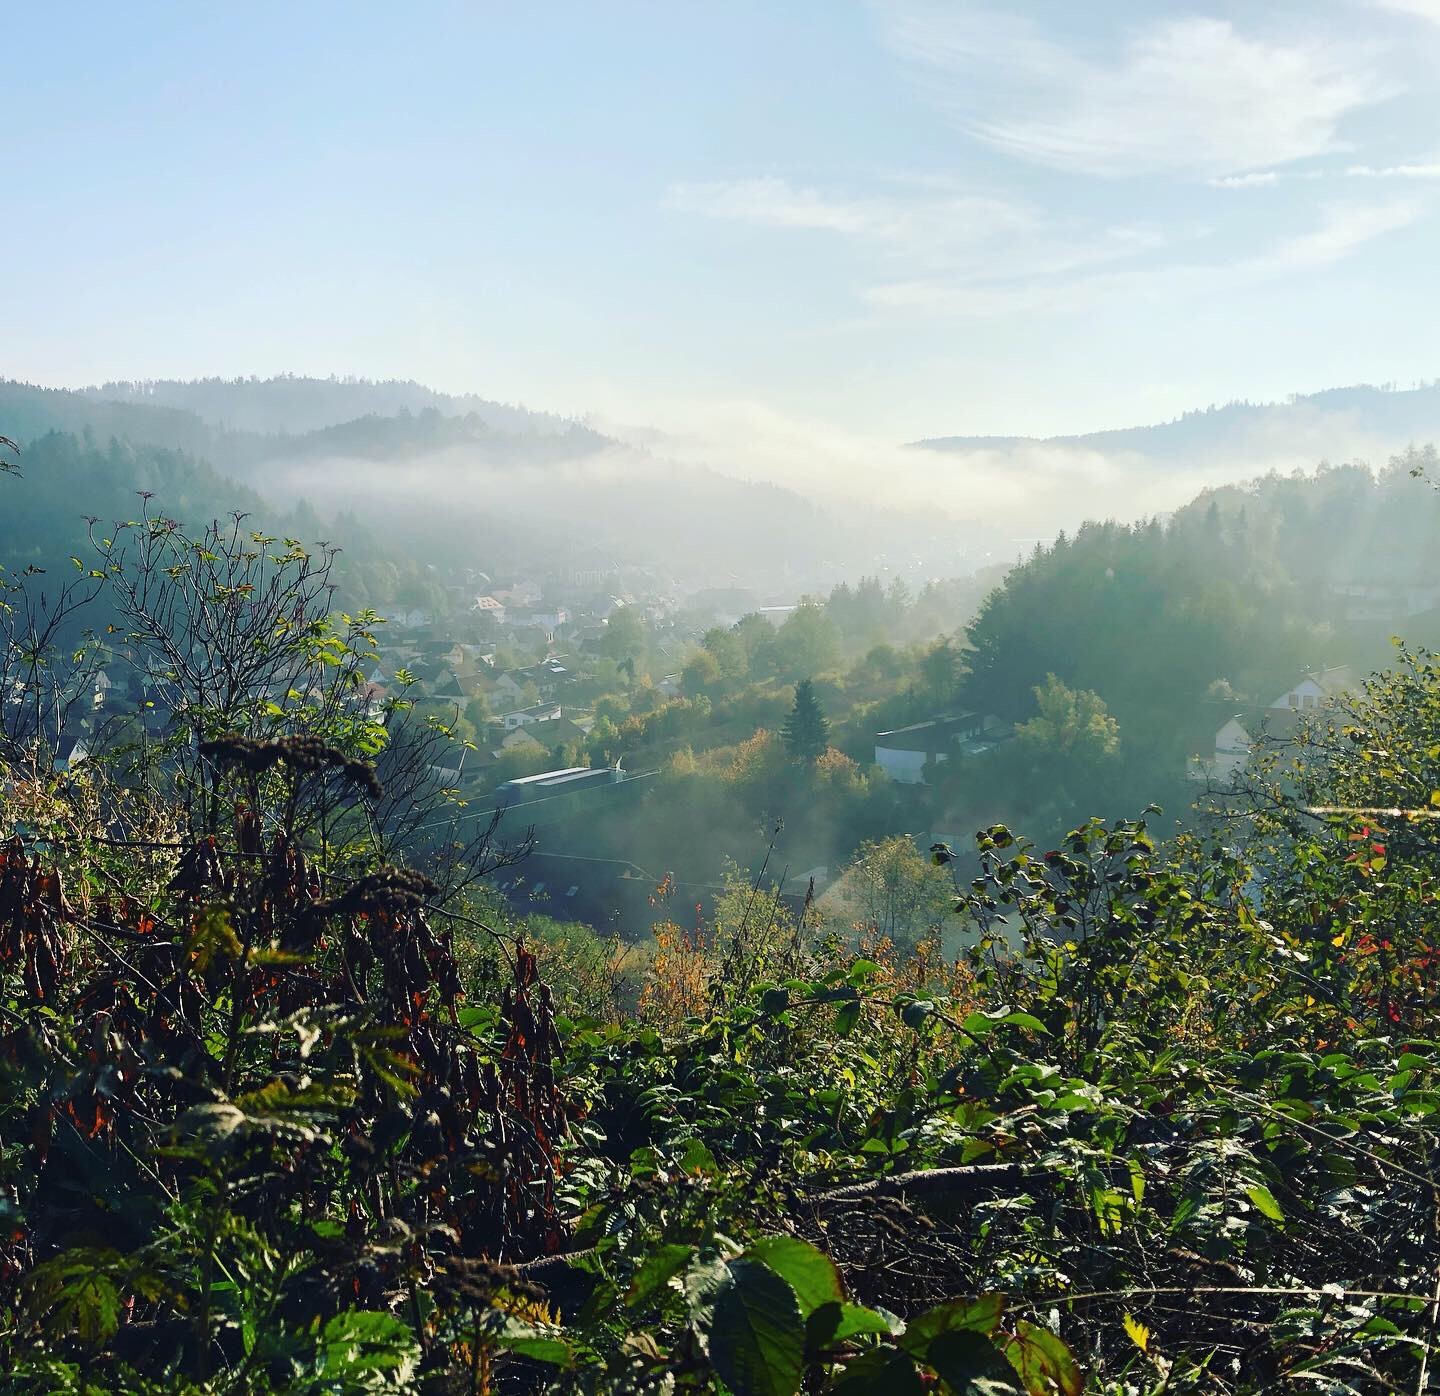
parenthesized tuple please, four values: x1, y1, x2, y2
(6, 0, 1440, 455)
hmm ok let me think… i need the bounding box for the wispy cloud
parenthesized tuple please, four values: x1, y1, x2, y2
(665, 175, 1164, 293)
(864, 200, 1422, 318)
(662, 177, 1035, 270)
(1248, 199, 1420, 272)
(1343, 161, 1440, 178)
(1210, 160, 1440, 188)
(668, 162, 1419, 322)
(1372, 0, 1440, 23)
(878, 4, 1390, 178)
(1210, 172, 1282, 190)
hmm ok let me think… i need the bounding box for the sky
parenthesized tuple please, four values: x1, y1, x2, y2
(6, 1, 1440, 456)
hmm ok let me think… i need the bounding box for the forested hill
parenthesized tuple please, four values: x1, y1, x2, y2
(79, 374, 572, 436)
(0, 431, 270, 572)
(963, 452, 1440, 726)
(0, 381, 218, 458)
(1, 378, 984, 589)
(931, 452, 1440, 839)
(0, 379, 585, 464)
(917, 380, 1440, 461)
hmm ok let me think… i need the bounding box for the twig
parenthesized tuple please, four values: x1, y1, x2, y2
(508, 1161, 1037, 1277)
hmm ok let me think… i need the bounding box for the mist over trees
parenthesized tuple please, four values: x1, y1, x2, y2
(0, 378, 993, 593)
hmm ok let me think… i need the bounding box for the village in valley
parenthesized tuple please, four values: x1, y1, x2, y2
(37, 515, 1418, 943)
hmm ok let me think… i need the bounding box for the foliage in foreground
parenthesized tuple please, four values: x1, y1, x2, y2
(3, 518, 1440, 1392)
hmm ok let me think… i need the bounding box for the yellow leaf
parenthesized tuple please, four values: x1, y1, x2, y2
(1123, 1312, 1150, 1353)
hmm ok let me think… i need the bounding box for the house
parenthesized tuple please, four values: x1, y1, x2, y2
(456, 672, 494, 702)
(499, 716, 587, 754)
(501, 701, 562, 731)
(1187, 716, 1257, 785)
(496, 579, 542, 608)
(874, 712, 992, 785)
(346, 682, 388, 719)
(785, 865, 830, 898)
(489, 672, 527, 706)
(456, 643, 494, 672)
(499, 726, 546, 753)
(55, 723, 91, 772)
(429, 668, 468, 702)
(493, 764, 625, 809)
(1267, 665, 1355, 714)
(504, 720, 552, 749)
(472, 595, 507, 624)
(1188, 666, 1356, 784)
(429, 744, 468, 784)
(514, 657, 575, 699)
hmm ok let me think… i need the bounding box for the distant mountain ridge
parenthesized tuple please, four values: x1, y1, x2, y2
(80, 375, 572, 438)
(1, 377, 973, 592)
(915, 381, 1440, 460)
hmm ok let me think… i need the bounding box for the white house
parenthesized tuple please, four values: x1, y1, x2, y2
(1187, 716, 1255, 785)
(1267, 665, 1355, 714)
(501, 701, 562, 731)
(874, 712, 990, 785)
(1189, 666, 1357, 784)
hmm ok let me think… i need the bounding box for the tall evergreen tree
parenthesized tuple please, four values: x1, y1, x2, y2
(782, 678, 830, 761)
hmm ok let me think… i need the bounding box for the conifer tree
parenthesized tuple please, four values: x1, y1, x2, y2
(782, 677, 830, 761)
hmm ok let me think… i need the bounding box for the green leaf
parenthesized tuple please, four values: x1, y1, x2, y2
(747, 1237, 843, 1315)
(1245, 1182, 1284, 1223)
(483, 1314, 573, 1366)
(806, 1300, 897, 1350)
(901, 1296, 1005, 1358)
(708, 1259, 807, 1396)
(627, 1243, 695, 1308)
(684, 1255, 731, 1329)
(1003, 1321, 1081, 1396)
(761, 987, 791, 1016)
(928, 1330, 1021, 1395)
(902, 999, 934, 1031)
(848, 958, 883, 984)
(833, 1347, 927, 1394)
(835, 1000, 862, 1036)
(678, 1136, 720, 1176)
(996, 1011, 1049, 1034)
(320, 1310, 421, 1381)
